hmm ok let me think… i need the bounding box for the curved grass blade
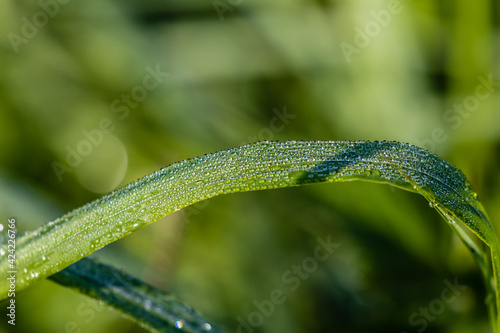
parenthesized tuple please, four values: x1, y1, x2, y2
(0, 140, 498, 330)
(49, 257, 225, 333)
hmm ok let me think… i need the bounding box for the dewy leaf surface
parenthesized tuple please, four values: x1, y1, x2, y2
(1, 140, 498, 328)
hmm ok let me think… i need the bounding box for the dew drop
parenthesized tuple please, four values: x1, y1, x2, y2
(42, 255, 47, 261)
(289, 170, 306, 180)
(362, 169, 381, 178)
(0, 248, 5, 256)
(202, 323, 212, 331)
(174, 320, 184, 329)
(429, 202, 435, 208)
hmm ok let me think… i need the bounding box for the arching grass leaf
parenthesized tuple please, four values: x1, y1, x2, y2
(1, 141, 498, 331)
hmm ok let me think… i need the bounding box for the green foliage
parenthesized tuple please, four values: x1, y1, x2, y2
(1, 141, 498, 331)
(1, 1, 498, 332)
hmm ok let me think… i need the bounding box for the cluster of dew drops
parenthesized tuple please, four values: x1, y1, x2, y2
(0, 223, 46, 286)
(173, 320, 213, 331)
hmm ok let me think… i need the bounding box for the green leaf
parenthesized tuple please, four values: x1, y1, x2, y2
(49, 257, 225, 333)
(1, 140, 498, 331)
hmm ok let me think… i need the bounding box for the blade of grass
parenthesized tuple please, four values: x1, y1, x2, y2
(49, 257, 225, 333)
(1, 140, 498, 330)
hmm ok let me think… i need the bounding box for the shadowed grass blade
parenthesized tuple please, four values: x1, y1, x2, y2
(49, 257, 225, 333)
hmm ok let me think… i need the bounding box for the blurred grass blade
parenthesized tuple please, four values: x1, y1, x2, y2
(49, 257, 225, 333)
(0, 140, 498, 331)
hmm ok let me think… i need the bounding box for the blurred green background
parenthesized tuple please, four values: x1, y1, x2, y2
(0, 0, 499, 332)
